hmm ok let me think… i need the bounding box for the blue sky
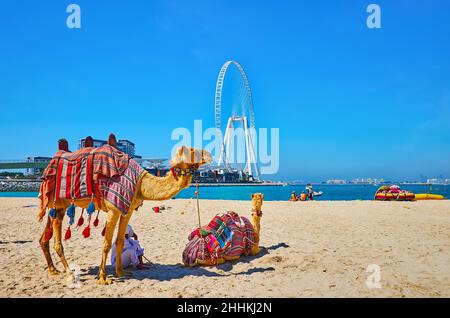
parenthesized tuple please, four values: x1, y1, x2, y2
(0, 0, 449, 181)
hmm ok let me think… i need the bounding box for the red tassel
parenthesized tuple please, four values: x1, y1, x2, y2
(44, 227, 53, 242)
(101, 225, 106, 237)
(93, 211, 100, 227)
(64, 227, 71, 240)
(77, 209, 85, 228)
(82, 215, 92, 238)
(82, 226, 90, 238)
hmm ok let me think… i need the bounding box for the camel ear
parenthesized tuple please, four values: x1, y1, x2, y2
(177, 146, 188, 158)
(170, 146, 186, 167)
(251, 193, 255, 199)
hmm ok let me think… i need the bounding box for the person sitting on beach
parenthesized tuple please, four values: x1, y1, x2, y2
(300, 191, 307, 201)
(289, 191, 298, 201)
(111, 225, 148, 270)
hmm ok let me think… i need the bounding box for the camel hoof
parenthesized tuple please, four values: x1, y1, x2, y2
(250, 247, 261, 255)
(98, 277, 112, 285)
(116, 270, 132, 278)
(48, 267, 61, 275)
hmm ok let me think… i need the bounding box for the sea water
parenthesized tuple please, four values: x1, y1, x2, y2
(1, 185, 449, 201)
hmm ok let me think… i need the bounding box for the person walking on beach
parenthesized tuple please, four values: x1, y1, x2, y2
(306, 183, 314, 200)
(111, 225, 149, 270)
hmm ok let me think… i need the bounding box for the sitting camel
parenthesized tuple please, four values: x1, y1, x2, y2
(38, 137, 212, 285)
(182, 193, 263, 266)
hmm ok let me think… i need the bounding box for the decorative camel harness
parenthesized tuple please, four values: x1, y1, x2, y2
(40, 140, 206, 244)
(39, 144, 144, 242)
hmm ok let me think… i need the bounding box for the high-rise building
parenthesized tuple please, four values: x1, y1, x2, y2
(326, 179, 347, 184)
(116, 140, 135, 157)
(78, 138, 107, 149)
(427, 178, 445, 185)
(26, 156, 52, 176)
(78, 138, 137, 158)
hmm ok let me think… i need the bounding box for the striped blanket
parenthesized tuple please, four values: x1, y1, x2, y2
(182, 212, 256, 266)
(39, 145, 144, 216)
(98, 159, 144, 215)
(221, 212, 256, 258)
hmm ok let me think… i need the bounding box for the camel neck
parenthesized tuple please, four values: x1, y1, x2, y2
(137, 171, 192, 201)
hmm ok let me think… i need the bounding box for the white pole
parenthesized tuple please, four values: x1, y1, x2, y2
(243, 116, 253, 177)
(248, 128, 260, 180)
(225, 119, 233, 170)
(218, 117, 233, 169)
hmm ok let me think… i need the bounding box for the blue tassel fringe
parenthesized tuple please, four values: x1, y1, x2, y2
(49, 208, 57, 219)
(66, 204, 76, 225)
(87, 201, 95, 215)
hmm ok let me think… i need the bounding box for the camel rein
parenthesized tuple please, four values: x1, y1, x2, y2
(169, 166, 203, 238)
(195, 175, 202, 239)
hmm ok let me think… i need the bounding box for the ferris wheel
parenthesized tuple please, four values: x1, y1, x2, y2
(214, 60, 260, 180)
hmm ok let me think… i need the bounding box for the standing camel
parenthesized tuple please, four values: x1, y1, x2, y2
(38, 143, 212, 285)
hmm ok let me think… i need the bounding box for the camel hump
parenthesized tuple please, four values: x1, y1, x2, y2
(108, 133, 117, 147)
(84, 136, 94, 148)
(58, 138, 69, 152)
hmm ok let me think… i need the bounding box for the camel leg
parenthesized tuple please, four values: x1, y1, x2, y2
(98, 210, 120, 285)
(39, 215, 59, 275)
(250, 245, 261, 255)
(115, 211, 134, 277)
(196, 257, 226, 266)
(52, 209, 70, 273)
(223, 255, 241, 261)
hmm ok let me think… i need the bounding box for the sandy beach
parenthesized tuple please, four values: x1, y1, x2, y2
(0, 197, 449, 298)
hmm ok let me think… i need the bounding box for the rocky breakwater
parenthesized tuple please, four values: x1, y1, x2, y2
(0, 180, 40, 192)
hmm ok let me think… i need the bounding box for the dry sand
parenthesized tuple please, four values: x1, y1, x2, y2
(0, 197, 449, 298)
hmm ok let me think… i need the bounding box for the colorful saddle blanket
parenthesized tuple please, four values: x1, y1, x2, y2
(204, 215, 234, 253)
(182, 212, 256, 266)
(39, 145, 144, 216)
(221, 212, 256, 258)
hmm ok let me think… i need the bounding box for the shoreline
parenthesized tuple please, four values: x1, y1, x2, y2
(190, 182, 287, 187)
(1, 180, 448, 193)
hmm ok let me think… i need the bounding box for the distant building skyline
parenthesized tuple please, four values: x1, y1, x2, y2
(78, 138, 138, 158)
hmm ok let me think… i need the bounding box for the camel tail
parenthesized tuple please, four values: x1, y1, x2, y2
(38, 204, 46, 222)
(37, 191, 47, 222)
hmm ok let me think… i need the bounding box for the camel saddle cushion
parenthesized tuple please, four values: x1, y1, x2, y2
(39, 144, 144, 216)
(182, 212, 256, 266)
(220, 212, 256, 258)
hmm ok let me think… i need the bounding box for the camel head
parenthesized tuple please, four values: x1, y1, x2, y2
(251, 193, 264, 213)
(170, 146, 213, 171)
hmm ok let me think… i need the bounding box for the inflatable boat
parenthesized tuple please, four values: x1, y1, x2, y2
(375, 191, 416, 201)
(414, 193, 446, 200)
(374, 185, 415, 201)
